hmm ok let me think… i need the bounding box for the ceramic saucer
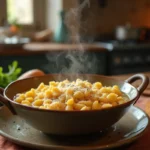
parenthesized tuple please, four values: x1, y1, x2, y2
(0, 106, 149, 150)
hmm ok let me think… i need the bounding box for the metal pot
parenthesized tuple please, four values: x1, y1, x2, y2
(115, 24, 146, 41)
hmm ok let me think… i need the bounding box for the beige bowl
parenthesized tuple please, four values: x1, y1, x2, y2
(0, 74, 149, 135)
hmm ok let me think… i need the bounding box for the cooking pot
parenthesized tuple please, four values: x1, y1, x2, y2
(115, 24, 147, 41)
(0, 74, 149, 135)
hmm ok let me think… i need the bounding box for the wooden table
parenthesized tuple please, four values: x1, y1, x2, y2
(0, 72, 150, 150)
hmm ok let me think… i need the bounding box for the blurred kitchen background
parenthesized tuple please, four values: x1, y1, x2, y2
(1, 0, 150, 75)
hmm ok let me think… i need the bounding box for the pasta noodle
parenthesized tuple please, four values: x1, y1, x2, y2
(14, 79, 129, 111)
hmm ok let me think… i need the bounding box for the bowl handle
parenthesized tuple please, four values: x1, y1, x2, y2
(125, 74, 149, 96)
(0, 87, 16, 115)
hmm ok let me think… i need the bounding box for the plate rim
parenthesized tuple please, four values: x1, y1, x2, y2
(0, 106, 149, 150)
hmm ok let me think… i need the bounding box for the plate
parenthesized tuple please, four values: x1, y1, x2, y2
(0, 106, 149, 150)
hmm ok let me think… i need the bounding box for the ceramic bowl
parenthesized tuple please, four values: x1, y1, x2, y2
(0, 74, 149, 135)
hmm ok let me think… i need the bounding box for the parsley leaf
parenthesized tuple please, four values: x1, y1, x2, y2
(0, 61, 22, 88)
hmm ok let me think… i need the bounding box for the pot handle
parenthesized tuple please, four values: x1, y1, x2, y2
(0, 87, 16, 115)
(125, 74, 149, 95)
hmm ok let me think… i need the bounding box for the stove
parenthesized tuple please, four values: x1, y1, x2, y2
(98, 40, 150, 50)
(97, 41, 150, 75)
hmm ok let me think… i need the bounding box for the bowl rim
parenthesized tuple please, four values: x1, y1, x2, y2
(3, 73, 139, 113)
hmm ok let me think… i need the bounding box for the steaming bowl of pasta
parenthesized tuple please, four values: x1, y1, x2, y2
(0, 74, 149, 135)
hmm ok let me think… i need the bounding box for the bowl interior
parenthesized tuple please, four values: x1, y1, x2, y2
(4, 74, 138, 102)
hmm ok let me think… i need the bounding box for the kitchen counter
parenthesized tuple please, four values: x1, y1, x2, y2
(23, 42, 107, 52)
(0, 43, 46, 56)
(0, 42, 107, 56)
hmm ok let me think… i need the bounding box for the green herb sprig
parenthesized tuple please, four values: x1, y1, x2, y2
(0, 61, 22, 88)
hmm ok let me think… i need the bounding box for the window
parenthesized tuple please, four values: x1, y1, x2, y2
(0, 0, 46, 30)
(0, 0, 79, 33)
(0, 0, 7, 25)
(7, 0, 34, 25)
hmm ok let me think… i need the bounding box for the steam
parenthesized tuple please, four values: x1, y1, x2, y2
(44, 0, 99, 76)
(65, 0, 90, 43)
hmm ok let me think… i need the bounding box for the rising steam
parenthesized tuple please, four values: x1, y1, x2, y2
(65, 0, 90, 43)
(44, 0, 99, 75)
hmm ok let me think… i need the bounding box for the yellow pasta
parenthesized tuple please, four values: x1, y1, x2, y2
(45, 90, 52, 98)
(78, 100, 92, 107)
(92, 101, 101, 110)
(81, 106, 90, 111)
(66, 98, 74, 105)
(26, 97, 34, 103)
(43, 99, 52, 105)
(21, 100, 31, 106)
(37, 83, 45, 91)
(49, 102, 61, 110)
(107, 93, 118, 102)
(66, 88, 74, 96)
(14, 79, 129, 111)
(49, 81, 57, 87)
(15, 98, 24, 103)
(101, 103, 112, 109)
(65, 105, 73, 111)
(19, 94, 25, 99)
(33, 99, 43, 106)
(39, 106, 45, 109)
(37, 93, 44, 99)
(25, 91, 35, 98)
(93, 82, 102, 89)
(74, 91, 84, 99)
(74, 103, 85, 110)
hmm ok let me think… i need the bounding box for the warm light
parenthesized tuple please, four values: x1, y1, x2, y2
(7, 0, 34, 24)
